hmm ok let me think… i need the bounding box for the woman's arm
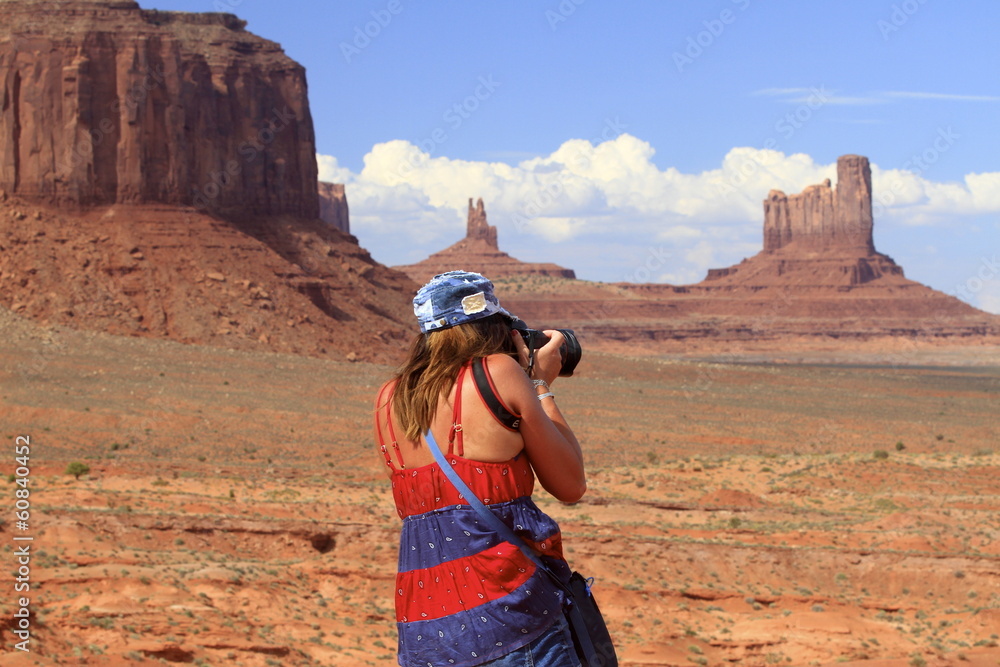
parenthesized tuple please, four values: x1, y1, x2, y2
(487, 332, 586, 502)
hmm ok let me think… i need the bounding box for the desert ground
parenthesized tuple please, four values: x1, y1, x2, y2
(0, 308, 998, 666)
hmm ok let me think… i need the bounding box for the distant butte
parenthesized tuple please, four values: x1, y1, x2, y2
(500, 155, 1000, 348)
(393, 198, 576, 284)
(701, 155, 906, 288)
(318, 182, 350, 234)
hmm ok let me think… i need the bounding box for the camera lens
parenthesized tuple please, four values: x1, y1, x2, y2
(513, 322, 582, 377)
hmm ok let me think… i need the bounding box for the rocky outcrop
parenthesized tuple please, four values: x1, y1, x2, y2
(465, 197, 497, 248)
(0, 1, 417, 362)
(498, 154, 1000, 347)
(763, 155, 874, 253)
(394, 198, 576, 284)
(707, 155, 900, 288)
(318, 182, 349, 233)
(0, 0, 318, 218)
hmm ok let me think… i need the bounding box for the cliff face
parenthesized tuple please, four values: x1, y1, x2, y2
(0, 0, 417, 362)
(394, 197, 576, 284)
(318, 182, 349, 233)
(763, 155, 875, 254)
(0, 0, 318, 218)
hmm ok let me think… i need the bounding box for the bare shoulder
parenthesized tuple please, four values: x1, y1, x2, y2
(483, 354, 532, 409)
(483, 353, 527, 384)
(373, 378, 397, 408)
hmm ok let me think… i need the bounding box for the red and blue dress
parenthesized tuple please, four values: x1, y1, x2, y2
(376, 361, 570, 667)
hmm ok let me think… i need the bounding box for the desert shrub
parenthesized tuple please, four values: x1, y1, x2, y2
(65, 462, 90, 479)
(895, 441, 906, 451)
(873, 449, 889, 460)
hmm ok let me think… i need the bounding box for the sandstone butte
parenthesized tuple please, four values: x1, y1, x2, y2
(0, 0, 416, 362)
(394, 197, 576, 284)
(498, 155, 1000, 349)
(318, 182, 349, 234)
(1, 1, 998, 364)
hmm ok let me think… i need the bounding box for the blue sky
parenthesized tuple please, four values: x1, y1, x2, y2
(151, 0, 1000, 313)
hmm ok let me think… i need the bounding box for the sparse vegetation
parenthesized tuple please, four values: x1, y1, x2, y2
(7, 316, 997, 665)
(65, 462, 90, 479)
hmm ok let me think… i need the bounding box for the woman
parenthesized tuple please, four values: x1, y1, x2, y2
(374, 270, 587, 667)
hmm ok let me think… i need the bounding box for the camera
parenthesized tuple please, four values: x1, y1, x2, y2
(512, 321, 582, 377)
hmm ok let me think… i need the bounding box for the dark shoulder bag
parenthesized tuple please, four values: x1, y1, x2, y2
(425, 430, 618, 667)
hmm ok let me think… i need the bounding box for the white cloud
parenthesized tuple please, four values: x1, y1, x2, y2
(753, 87, 884, 106)
(755, 88, 1000, 106)
(316, 138, 1000, 293)
(872, 167, 1000, 225)
(883, 91, 1000, 103)
(316, 154, 351, 184)
(978, 280, 1000, 315)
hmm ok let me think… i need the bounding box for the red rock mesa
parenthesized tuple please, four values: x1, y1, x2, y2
(0, 0, 414, 360)
(500, 155, 1000, 346)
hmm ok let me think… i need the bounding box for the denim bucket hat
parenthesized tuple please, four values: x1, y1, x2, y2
(413, 270, 515, 333)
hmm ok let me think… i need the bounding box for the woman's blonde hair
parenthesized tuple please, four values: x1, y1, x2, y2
(388, 313, 517, 442)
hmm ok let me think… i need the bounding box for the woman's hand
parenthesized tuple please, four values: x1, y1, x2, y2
(488, 352, 586, 503)
(510, 329, 565, 386)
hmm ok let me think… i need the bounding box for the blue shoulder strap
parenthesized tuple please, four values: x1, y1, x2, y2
(424, 429, 549, 572)
(425, 430, 602, 661)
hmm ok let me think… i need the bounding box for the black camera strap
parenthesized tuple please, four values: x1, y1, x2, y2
(472, 357, 521, 431)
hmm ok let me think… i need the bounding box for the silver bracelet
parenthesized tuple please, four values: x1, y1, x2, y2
(536, 392, 555, 401)
(532, 379, 549, 390)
